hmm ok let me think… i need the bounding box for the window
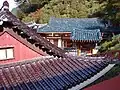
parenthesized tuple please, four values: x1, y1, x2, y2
(0, 48, 14, 60)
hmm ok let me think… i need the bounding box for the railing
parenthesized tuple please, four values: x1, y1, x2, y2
(64, 47, 77, 56)
(64, 47, 120, 60)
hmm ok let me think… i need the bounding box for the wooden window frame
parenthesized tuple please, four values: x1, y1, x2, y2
(0, 47, 14, 60)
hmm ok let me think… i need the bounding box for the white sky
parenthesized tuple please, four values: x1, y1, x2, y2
(0, 0, 17, 11)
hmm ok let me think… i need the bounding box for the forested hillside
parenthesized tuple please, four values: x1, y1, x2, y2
(99, 35, 120, 52)
(16, 0, 120, 23)
(16, 0, 106, 23)
(97, 0, 120, 52)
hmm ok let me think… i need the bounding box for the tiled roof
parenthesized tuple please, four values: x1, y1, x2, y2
(38, 25, 72, 32)
(38, 17, 103, 41)
(0, 56, 114, 90)
(71, 29, 101, 41)
(0, 1, 65, 58)
(38, 17, 105, 33)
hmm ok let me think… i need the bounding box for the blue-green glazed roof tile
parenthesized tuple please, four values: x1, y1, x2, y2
(38, 17, 103, 41)
(71, 29, 101, 41)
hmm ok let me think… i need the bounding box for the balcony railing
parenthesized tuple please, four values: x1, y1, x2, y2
(64, 47, 77, 56)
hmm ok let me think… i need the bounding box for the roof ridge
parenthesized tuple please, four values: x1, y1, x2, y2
(0, 56, 54, 68)
(0, 1, 9, 11)
(0, 55, 110, 69)
(50, 17, 99, 20)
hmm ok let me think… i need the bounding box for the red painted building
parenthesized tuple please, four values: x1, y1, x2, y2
(0, 30, 45, 64)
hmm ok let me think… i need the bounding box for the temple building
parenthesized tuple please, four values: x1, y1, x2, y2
(37, 17, 120, 56)
(38, 17, 105, 56)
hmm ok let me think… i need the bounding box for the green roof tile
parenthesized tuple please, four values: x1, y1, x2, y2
(71, 29, 101, 41)
(38, 17, 103, 41)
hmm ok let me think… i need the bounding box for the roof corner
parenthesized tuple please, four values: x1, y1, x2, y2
(0, 1, 9, 11)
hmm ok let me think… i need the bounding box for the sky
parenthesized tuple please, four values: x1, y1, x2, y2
(0, 0, 17, 11)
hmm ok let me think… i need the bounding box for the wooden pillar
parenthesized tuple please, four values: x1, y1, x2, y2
(92, 43, 98, 54)
(77, 42, 81, 56)
(58, 38, 62, 47)
(62, 40, 64, 48)
(77, 49, 81, 56)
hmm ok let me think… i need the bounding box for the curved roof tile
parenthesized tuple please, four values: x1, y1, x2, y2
(71, 29, 101, 41)
(39, 17, 105, 33)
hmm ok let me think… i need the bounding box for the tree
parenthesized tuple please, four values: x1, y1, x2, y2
(16, 0, 120, 24)
(15, 0, 51, 13)
(99, 35, 120, 53)
(22, 9, 42, 23)
(21, 0, 103, 23)
(91, 0, 120, 26)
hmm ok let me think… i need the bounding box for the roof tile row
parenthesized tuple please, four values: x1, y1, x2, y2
(71, 29, 101, 41)
(0, 56, 109, 90)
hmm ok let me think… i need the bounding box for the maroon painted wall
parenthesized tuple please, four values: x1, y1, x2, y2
(84, 76, 120, 90)
(0, 32, 44, 64)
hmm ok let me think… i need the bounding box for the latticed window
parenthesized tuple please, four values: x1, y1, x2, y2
(0, 47, 14, 60)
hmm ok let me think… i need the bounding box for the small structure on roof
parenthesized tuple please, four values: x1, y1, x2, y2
(26, 21, 47, 29)
(38, 17, 104, 56)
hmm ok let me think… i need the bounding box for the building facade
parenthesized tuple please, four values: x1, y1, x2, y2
(0, 30, 45, 64)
